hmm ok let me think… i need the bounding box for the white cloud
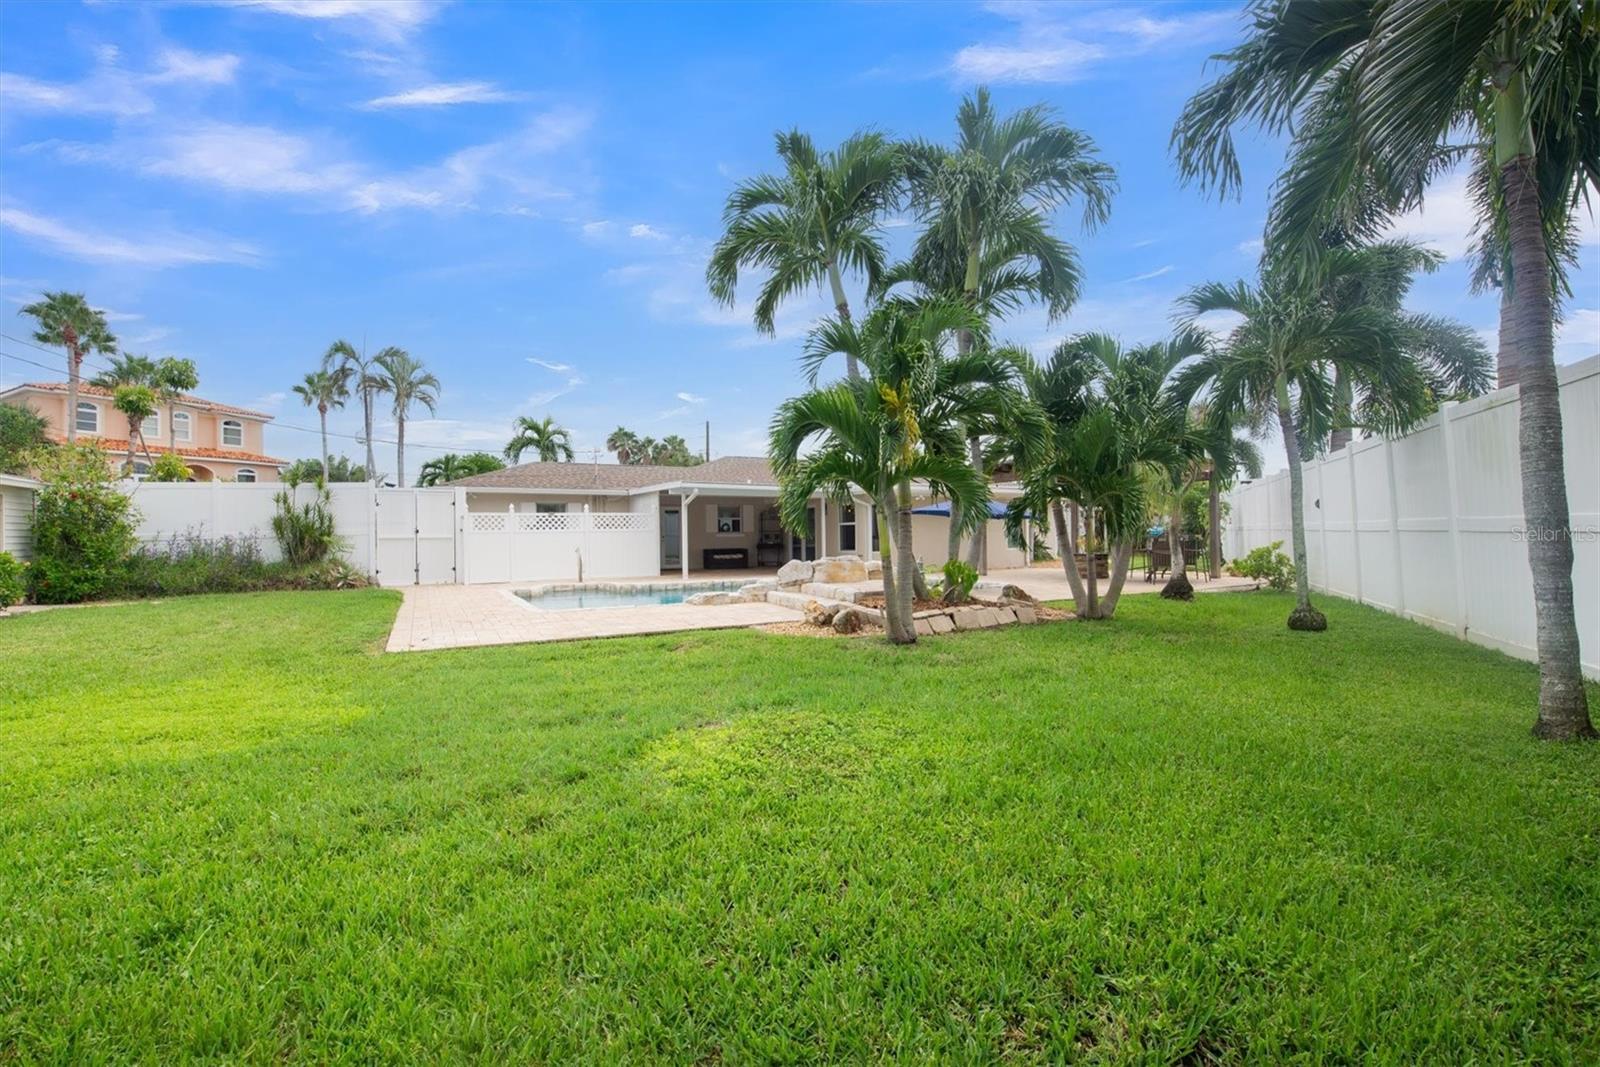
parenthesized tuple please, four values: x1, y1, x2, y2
(523, 356, 584, 407)
(1557, 308, 1600, 358)
(216, 0, 440, 44)
(1237, 238, 1264, 256)
(1120, 265, 1173, 284)
(675, 391, 706, 404)
(629, 223, 666, 240)
(0, 46, 240, 117)
(0, 205, 260, 268)
(1190, 309, 1245, 338)
(528, 358, 575, 374)
(582, 220, 614, 238)
(147, 47, 240, 85)
(952, 41, 1107, 84)
(1383, 170, 1477, 259)
(364, 81, 523, 109)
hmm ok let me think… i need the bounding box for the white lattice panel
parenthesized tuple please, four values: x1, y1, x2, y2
(591, 513, 651, 532)
(517, 512, 581, 532)
(471, 513, 508, 532)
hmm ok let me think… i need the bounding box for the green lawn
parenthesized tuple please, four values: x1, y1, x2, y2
(2, 591, 1596, 1063)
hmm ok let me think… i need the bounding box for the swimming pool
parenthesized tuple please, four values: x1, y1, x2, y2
(514, 581, 747, 611)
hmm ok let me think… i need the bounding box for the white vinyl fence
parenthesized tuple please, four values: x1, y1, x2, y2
(1224, 354, 1599, 677)
(462, 508, 657, 584)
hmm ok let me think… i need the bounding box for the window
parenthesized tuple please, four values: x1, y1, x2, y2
(839, 504, 857, 552)
(75, 402, 99, 433)
(132, 461, 150, 479)
(144, 409, 159, 441)
(234, 468, 257, 483)
(535, 502, 568, 514)
(221, 419, 243, 447)
(716, 505, 742, 534)
(172, 411, 192, 442)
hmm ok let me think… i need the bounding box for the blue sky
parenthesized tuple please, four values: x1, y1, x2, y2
(2, 0, 1595, 472)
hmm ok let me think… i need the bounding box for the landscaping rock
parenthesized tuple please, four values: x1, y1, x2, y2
(928, 613, 955, 634)
(775, 559, 814, 585)
(996, 607, 1018, 625)
(804, 600, 840, 627)
(1013, 605, 1038, 625)
(685, 591, 742, 606)
(996, 584, 1036, 603)
(914, 619, 934, 637)
(952, 608, 985, 631)
(865, 559, 883, 577)
(738, 579, 778, 602)
(811, 555, 868, 583)
(832, 607, 867, 634)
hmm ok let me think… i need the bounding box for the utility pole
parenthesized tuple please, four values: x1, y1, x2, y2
(704, 420, 710, 462)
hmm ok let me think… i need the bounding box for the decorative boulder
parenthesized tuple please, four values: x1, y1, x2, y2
(775, 559, 814, 586)
(832, 607, 867, 634)
(804, 600, 840, 627)
(738, 579, 778, 602)
(811, 555, 868, 584)
(685, 591, 742, 606)
(865, 560, 883, 577)
(996, 584, 1036, 603)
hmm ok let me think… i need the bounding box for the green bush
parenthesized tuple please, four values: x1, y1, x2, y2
(272, 481, 341, 566)
(1233, 540, 1294, 591)
(110, 532, 370, 598)
(145, 452, 192, 482)
(27, 443, 138, 604)
(941, 559, 979, 604)
(0, 551, 26, 608)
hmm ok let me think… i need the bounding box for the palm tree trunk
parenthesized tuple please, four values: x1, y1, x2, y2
(1496, 283, 1519, 389)
(1050, 500, 1087, 607)
(891, 482, 919, 643)
(825, 261, 860, 382)
(1501, 153, 1594, 738)
(362, 390, 377, 483)
(125, 420, 137, 475)
(65, 340, 81, 445)
(1329, 367, 1353, 451)
(318, 404, 330, 480)
(1083, 507, 1100, 620)
(1276, 375, 1324, 630)
(961, 436, 986, 573)
(1099, 541, 1136, 618)
(168, 399, 178, 452)
(1208, 472, 1223, 579)
(396, 415, 406, 488)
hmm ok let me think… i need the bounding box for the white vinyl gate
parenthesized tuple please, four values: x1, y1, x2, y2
(374, 488, 459, 587)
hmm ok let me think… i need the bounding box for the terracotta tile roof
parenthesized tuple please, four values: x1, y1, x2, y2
(451, 455, 780, 491)
(8, 381, 275, 421)
(48, 435, 285, 466)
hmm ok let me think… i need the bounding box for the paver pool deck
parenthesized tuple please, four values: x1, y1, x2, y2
(384, 566, 1259, 652)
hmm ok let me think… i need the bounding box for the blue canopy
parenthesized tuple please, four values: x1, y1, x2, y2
(910, 500, 1020, 519)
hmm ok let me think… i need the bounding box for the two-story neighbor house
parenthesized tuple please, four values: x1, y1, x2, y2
(0, 381, 286, 482)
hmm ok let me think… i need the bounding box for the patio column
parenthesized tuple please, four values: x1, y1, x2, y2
(818, 496, 827, 558)
(680, 490, 695, 581)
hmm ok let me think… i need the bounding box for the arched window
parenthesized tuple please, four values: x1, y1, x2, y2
(234, 468, 257, 483)
(172, 411, 192, 442)
(221, 419, 243, 447)
(75, 401, 99, 433)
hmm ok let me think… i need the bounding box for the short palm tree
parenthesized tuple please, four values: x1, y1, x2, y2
(1173, 0, 1596, 738)
(606, 427, 640, 465)
(1174, 258, 1428, 631)
(152, 357, 199, 452)
(328, 340, 384, 483)
(505, 416, 574, 463)
(373, 348, 439, 489)
(293, 361, 351, 481)
(93, 355, 160, 474)
(772, 300, 1030, 643)
(707, 129, 903, 380)
(19, 291, 117, 443)
(417, 452, 504, 487)
(902, 87, 1116, 570)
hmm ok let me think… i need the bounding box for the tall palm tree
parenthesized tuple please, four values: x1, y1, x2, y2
(19, 291, 117, 443)
(903, 87, 1117, 570)
(606, 427, 640, 465)
(293, 361, 351, 481)
(772, 299, 1036, 643)
(707, 129, 903, 380)
(505, 415, 574, 463)
(152, 357, 199, 452)
(1190, 400, 1265, 580)
(328, 340, 383, 483)
(1173, 0, 1596, 738)
(374, 348, 439, 489)
(1173, 258, 1427, 632)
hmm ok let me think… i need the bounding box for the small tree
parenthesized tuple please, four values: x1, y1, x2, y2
(146, 452, 192, 482)
(0, 401, 51, 475)
(112, 385, 158, 476)
(27, 442, 138, 603)
(505, 416, 574, 463)
(271, 478, 340, 567)
(153, 357, 199, 451)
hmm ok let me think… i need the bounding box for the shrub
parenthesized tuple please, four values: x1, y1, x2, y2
(145, 452, 192, 482)
(0, 551, 26, 609)
(940, 559, 979, 604)
(27, 443, 138, 603)
(272, 481, 341, 566)
(112, 532, 274, 598)
(1, 401, 51, 475)
(1234, 540, 1294, 591)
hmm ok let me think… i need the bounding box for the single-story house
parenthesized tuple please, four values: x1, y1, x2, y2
(449, 455, 1034, 581)
(0, 474, 38, 560)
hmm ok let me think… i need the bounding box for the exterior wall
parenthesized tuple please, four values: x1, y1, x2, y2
(1, 482, 35, 560)
(908, 516, 1030, 570)
(1224, 353, 1598, 678)
(682, 495, 763, 568)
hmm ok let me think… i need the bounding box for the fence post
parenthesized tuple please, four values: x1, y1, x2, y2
(1348, 447, 1363, 605)
(1316, 460, 1329, 594)
(1383, 436, 1406, 618)
(1437, 402, 1470, 638)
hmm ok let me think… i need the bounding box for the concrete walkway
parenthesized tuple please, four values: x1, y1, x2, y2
(385, 583, 802, 653)
(977, 565, 1258, 602)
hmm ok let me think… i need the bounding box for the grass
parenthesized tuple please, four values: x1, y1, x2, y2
(2, 590, 1597, 1063)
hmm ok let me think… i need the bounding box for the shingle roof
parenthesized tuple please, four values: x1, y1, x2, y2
(450, 455, 779, 491)
(9, 381, 275, 421)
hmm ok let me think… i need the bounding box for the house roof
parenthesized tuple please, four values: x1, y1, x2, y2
(450, 455, 780, 492)
(5, 381, 275, 421)
(48, 435, 286, 467)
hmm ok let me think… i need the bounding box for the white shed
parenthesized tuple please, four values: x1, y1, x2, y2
(0, 474, 38, 560)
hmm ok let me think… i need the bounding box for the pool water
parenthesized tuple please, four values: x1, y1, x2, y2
(515, 581, 745, 611)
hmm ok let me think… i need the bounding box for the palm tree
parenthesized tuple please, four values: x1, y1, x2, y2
(707, 129, 903, 380)
(293, 362, 351, 481)
(93, 356, 161, 474)
(772, 299, 1035, 643)
(1191, 401, 1265, 581)
(328, 340, 384, 483)
(19, 292, 117, 443)
(1172, 0, 1595, 737)
(1173, 257, 1429, 632)
(505, 415, 574, 463)
(606, 427, 640, 465)
(152, 357, 199, 452)
(417, 452, 504, 487)
(902, 87, 1116, 570)
(373, 348, 439, 489)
